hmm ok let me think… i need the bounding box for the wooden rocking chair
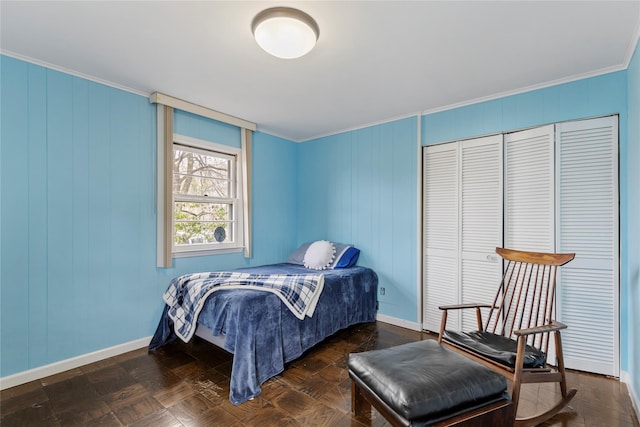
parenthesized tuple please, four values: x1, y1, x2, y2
(437, 247, 577, 426)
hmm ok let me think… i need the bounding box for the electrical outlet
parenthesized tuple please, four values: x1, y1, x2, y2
(380, 287, 385, 295)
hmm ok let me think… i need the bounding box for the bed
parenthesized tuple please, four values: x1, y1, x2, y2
(149, 257, 378, 405)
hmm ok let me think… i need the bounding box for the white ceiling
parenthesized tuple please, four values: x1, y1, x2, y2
(1, 1, 639, 142)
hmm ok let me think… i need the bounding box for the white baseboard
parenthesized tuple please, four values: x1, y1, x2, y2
(620, 371, 640, 421)
(0, 336, 151, 391)
(376, 313, 422, 331)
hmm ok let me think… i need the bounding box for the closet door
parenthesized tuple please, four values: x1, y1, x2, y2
(504, 125, 555, 252)
(459, 136, 503, 330)
(504, 125, 558, 360)
(422, 136, 503, 332)
(556, 116, 619, 376)
(422, 143, 459, 332)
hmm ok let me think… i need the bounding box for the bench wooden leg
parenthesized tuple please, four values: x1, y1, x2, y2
(352, 381, 371, 416)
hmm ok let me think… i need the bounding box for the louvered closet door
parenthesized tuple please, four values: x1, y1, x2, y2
(556, 116, 619, 376)
(459, 136, 503, 330)
(504, 125, 558, 361)
(423, 143, 459, 332)
(504, 125, 555, 252)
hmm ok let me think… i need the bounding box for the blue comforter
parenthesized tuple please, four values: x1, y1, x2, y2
(149, 263, 377, 405)
(163, 271, 325, 342)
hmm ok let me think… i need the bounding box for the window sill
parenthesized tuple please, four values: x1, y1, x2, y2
(173, 247, 244, 258)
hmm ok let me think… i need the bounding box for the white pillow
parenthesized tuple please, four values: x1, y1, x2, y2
(303, 240, 336, 270)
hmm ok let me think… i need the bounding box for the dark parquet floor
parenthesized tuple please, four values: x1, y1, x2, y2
(1, 321, 638, 426)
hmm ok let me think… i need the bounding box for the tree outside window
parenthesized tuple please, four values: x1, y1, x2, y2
(173, 143, 237, 248)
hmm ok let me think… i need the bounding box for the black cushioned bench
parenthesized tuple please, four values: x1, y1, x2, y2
(348, 340, 513, 426)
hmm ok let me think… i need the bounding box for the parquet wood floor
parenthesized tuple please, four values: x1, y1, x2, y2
(1, 321, 638, 426)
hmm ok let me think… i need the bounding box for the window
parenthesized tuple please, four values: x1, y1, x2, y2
(172, 134, 243, 255)
(151, 95, 255, 266)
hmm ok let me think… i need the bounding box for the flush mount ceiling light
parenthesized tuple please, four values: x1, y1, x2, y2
(251, 7, 319, 59)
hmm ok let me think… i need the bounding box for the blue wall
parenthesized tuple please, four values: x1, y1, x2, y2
(627, 38, 640, 405)
(423, 72, 627, 145)
(250, 132, 299, 265)
(297, 118, 419, 321)
(0, 55, 298, 377)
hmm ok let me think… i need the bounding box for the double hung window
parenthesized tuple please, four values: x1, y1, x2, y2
(172, 135, 243, 254)
(151, 94, 255, 264)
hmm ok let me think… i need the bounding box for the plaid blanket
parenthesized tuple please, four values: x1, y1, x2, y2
(163, 271, 325, 342)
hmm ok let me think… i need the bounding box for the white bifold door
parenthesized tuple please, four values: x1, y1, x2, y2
(504, 125, 555, 252)
(423, 135, 503, 333)
(422, 116, 619, 377)
(555, 117, 619, 376)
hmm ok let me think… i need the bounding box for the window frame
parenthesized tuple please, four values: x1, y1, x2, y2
(171, 133, 245, 257)
(152, 95, 255, 267)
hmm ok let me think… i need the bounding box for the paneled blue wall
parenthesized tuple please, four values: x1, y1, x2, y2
(627, 39, 640, 404)
(422, 70, 634, 375)
(297, 118, 419, 321)
(0, 56, 298, 377)
(423, 72, 627, 145)
(250, 132, 299, 265)
(1, 57, 157, 374)
(175, 109, 241, 147)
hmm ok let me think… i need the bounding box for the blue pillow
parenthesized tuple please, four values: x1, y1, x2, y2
(332, 244, 360, 269)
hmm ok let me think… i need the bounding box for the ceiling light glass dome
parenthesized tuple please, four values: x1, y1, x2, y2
(252, 7, 319, 59)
